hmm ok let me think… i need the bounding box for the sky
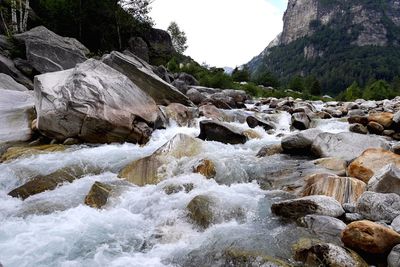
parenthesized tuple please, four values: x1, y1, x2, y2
(150, 0, 288, 68)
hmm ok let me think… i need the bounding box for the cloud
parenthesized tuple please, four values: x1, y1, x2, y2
(150, 0, 287, 67)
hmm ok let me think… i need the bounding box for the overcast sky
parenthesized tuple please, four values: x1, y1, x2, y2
(150, 0, 288, 68)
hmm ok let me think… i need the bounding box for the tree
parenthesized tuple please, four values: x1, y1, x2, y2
(363, 80, 394, 100)
(10, 0, 29, 33)
(253, 71, 280, 87)
(232, 67, 250, 82)
(288, 75, 305, 92)
(343, 81, 362, 101)
(167, 21, 188, 54)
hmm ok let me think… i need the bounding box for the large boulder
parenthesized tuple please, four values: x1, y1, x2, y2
(311, 132, 389, 162)
(34, 59, 158, 144)
(368, 112, 393, 128)
(368, 164, 400, 194)
(15, 26, 89, 73)
(0, 54, 33, 89)
(198, 120, 247, 144)
(348, 148, 400, 183)
(271, 195, 345, 219)
(313, 157, 347, 176)
(300, 173, 366, 204)
(291, 112, 310, 130)
(300, 215, 347, 238)
(127, 37, 149, 62)
(281, 128, 322, 155)
(0, 73, 29, 91)
(0, 89, 34, 144)
(141, 28, 176, 66)
(119, 134, 203, 186)
(160, 103, 198, 127)
(0, 144, 65, 163)
(356, 191, 400, 222)
(102, 51, 192, 106)
(341, 220, 400, 254)
(388, 244, 400, 267)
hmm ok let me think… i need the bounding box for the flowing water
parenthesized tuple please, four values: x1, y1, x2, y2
(0, 107, 349, 267)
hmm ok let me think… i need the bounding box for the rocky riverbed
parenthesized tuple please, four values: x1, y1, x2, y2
(2, 26, 400, 267)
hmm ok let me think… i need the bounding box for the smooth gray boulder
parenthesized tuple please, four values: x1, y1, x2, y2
(388, 244, 400, 267)
(0, 74, 28, 91)
(102, 51, 192, 106)
(0, 89, 34, 143)
(311, 132, 389, 162)
(356, 191, 400, 223)
(281, 128, 322, 154)
(271, 195, 345, 219)
(15, 26, 89, 73)
(301, 214, 346, 238)
(368, 164, 400, 195)
(0, 54, 33, 89)
(391, 215, 400, 233)
(291, 112, 310, 130)
(198, 120, 247, 145)
(34, 59, 158, 144)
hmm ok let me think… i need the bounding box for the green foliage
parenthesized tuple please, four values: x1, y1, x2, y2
(252, 71, 280, 88)
(167, 21, 188, 54)
(362, 80, 395, 100)
(231, 67, 250, 82)
(288, 75, 305, 92)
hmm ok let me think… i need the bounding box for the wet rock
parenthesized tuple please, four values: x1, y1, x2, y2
(348, 115, 369, 126)
(368, 112, 394, 128)
(392, 143, 400, 155)
(198, 120, 247, 144)
(291, 112, 310, 130)
(186, 88, 206, 105)
(242, 129, 262, 140)
(388, 244, 400, 267)
(360, 101, 377, 110)
(344, 213, 365, 223)
(356, 191, 400, 222)
(199, 104, 231, 122)
(102, 51, 192, 106)
(84, 181, 113, 209)
(313, 157, 347, 176)
(367, 121, 384, 134)
(301, 215, 346, 238)
(161, 103, 198, 127)
(63, 138, 80, 146)
(15, 26, 88, 73)
(281, 128, 322, 155)
(294, 242, 368, 267)
(349, 123, 368, 135)
(119, 134, 203, 186)
(368, 164, 400, 195)
(391, 215, 400, 233)
(348, 109, 366, 117)
(393, 110, 400, 124)
(187, 195, 215, 228)
(257, 144, 283, 157)
(300, 173, 366, 204)
(246, 115, 275, 131)
(223, 249, 291, 267)
(341, 220, 400, 254)
(271, 195, 344, 219)
(193, 159, 216, 178)
(311, 132, 389, 162)
(35, 59, 158, 144)
(0, 144, 65, 163)
(163, 183, 194, 195)
(348, 148, 400, 183)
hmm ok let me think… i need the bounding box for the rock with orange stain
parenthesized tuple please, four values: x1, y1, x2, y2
(368, 112, 394, 128)
(193, 159, 216, 179)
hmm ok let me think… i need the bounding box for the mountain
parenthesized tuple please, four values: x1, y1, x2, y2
(247, 0, 400, 95)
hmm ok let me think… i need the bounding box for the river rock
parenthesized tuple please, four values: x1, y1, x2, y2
(388, 244, 400, 267)
(102, 51, 192, 106)
(246, 115, 275, 131)
(256, 144, 283, 157)
(300, 173, 366, 204)
(84, 181, 113, 209)
(356, 191, 400, 222)
(15, 26, 88, 73)
(368, 164, 400, 194)
(368, 112, 393, 128)
(391, 215, 400, 233)
(0, 73, 28, 91)
(223, 249, 291, 267)
(271, 195, 344, 219)
(294, 242, 368, 267)
(291, 112, 310, 130)
(341, 220, 400, 254)
(348, 115, 369, 125)
(347, 148, 400, 183)
(34, 59, 158, 144)
(193, 159, 216, 178)
(301, 215, 347, 238)
(311, 132, 389, 162)
(187, 195, 215, 228)
(0, 89, 34, 144)
(0, 54, 33, 89)
(161, 103, 198, 127)
(312, 157, 347, 176)
(198, 120, 247, 144)
(349, 123, 368, 135)
(281, 128, 322, 155)
(119, 134, 203, 186)
(367, 121, 384, 134)
(186, 88, 206, 105)
(0, 144, 65, 163)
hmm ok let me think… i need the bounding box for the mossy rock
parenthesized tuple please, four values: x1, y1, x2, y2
(84, 181, 113, 209)
(187, 195, 215, 229)
(223, 248, 292, 267)
(0, 144, 66, 162)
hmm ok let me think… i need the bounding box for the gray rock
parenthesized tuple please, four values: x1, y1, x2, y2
(198, 120, 247, 144)
(142, 28, 175, 65)
(391, 215, 400, 233)
(271, 195, 345, 219)
(301, 214, 346, 237)
(311, 132, 389, 162)
(393, 110, 400, 124)
(171, 79, 188, 93)
(281, 128, 322, 154)
(153, 65, 174, 84)
(34, 59, 158, 144)
(348, 109, 366, 117)
(177, 73, 199, 86)
(0, 54, 33, 89)
(291, 112, 310, 130)
(246, 115, 275, 131)
(127, 37, 149, 62)
(0, 89, 34, 143)
(368, 164, 400, 195)
(13, 58, 35, 77)
(15, 26, 88, 73)
(0, 73, 28, 91)
(343, 203, 357, 213)
(349, 123, 368, 135)
(388, 244, 400, 267)
(392, 143, 400, 155)
(186, 88, 206, 105)
(102, 51, 192, 106)
(344, 213, 364, 223)
(356, 191, 400, 223)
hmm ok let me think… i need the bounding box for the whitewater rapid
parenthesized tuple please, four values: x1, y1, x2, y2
(0, 110, 349, 267)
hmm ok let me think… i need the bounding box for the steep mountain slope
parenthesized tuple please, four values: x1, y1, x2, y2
(247, 0, 400, 95)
